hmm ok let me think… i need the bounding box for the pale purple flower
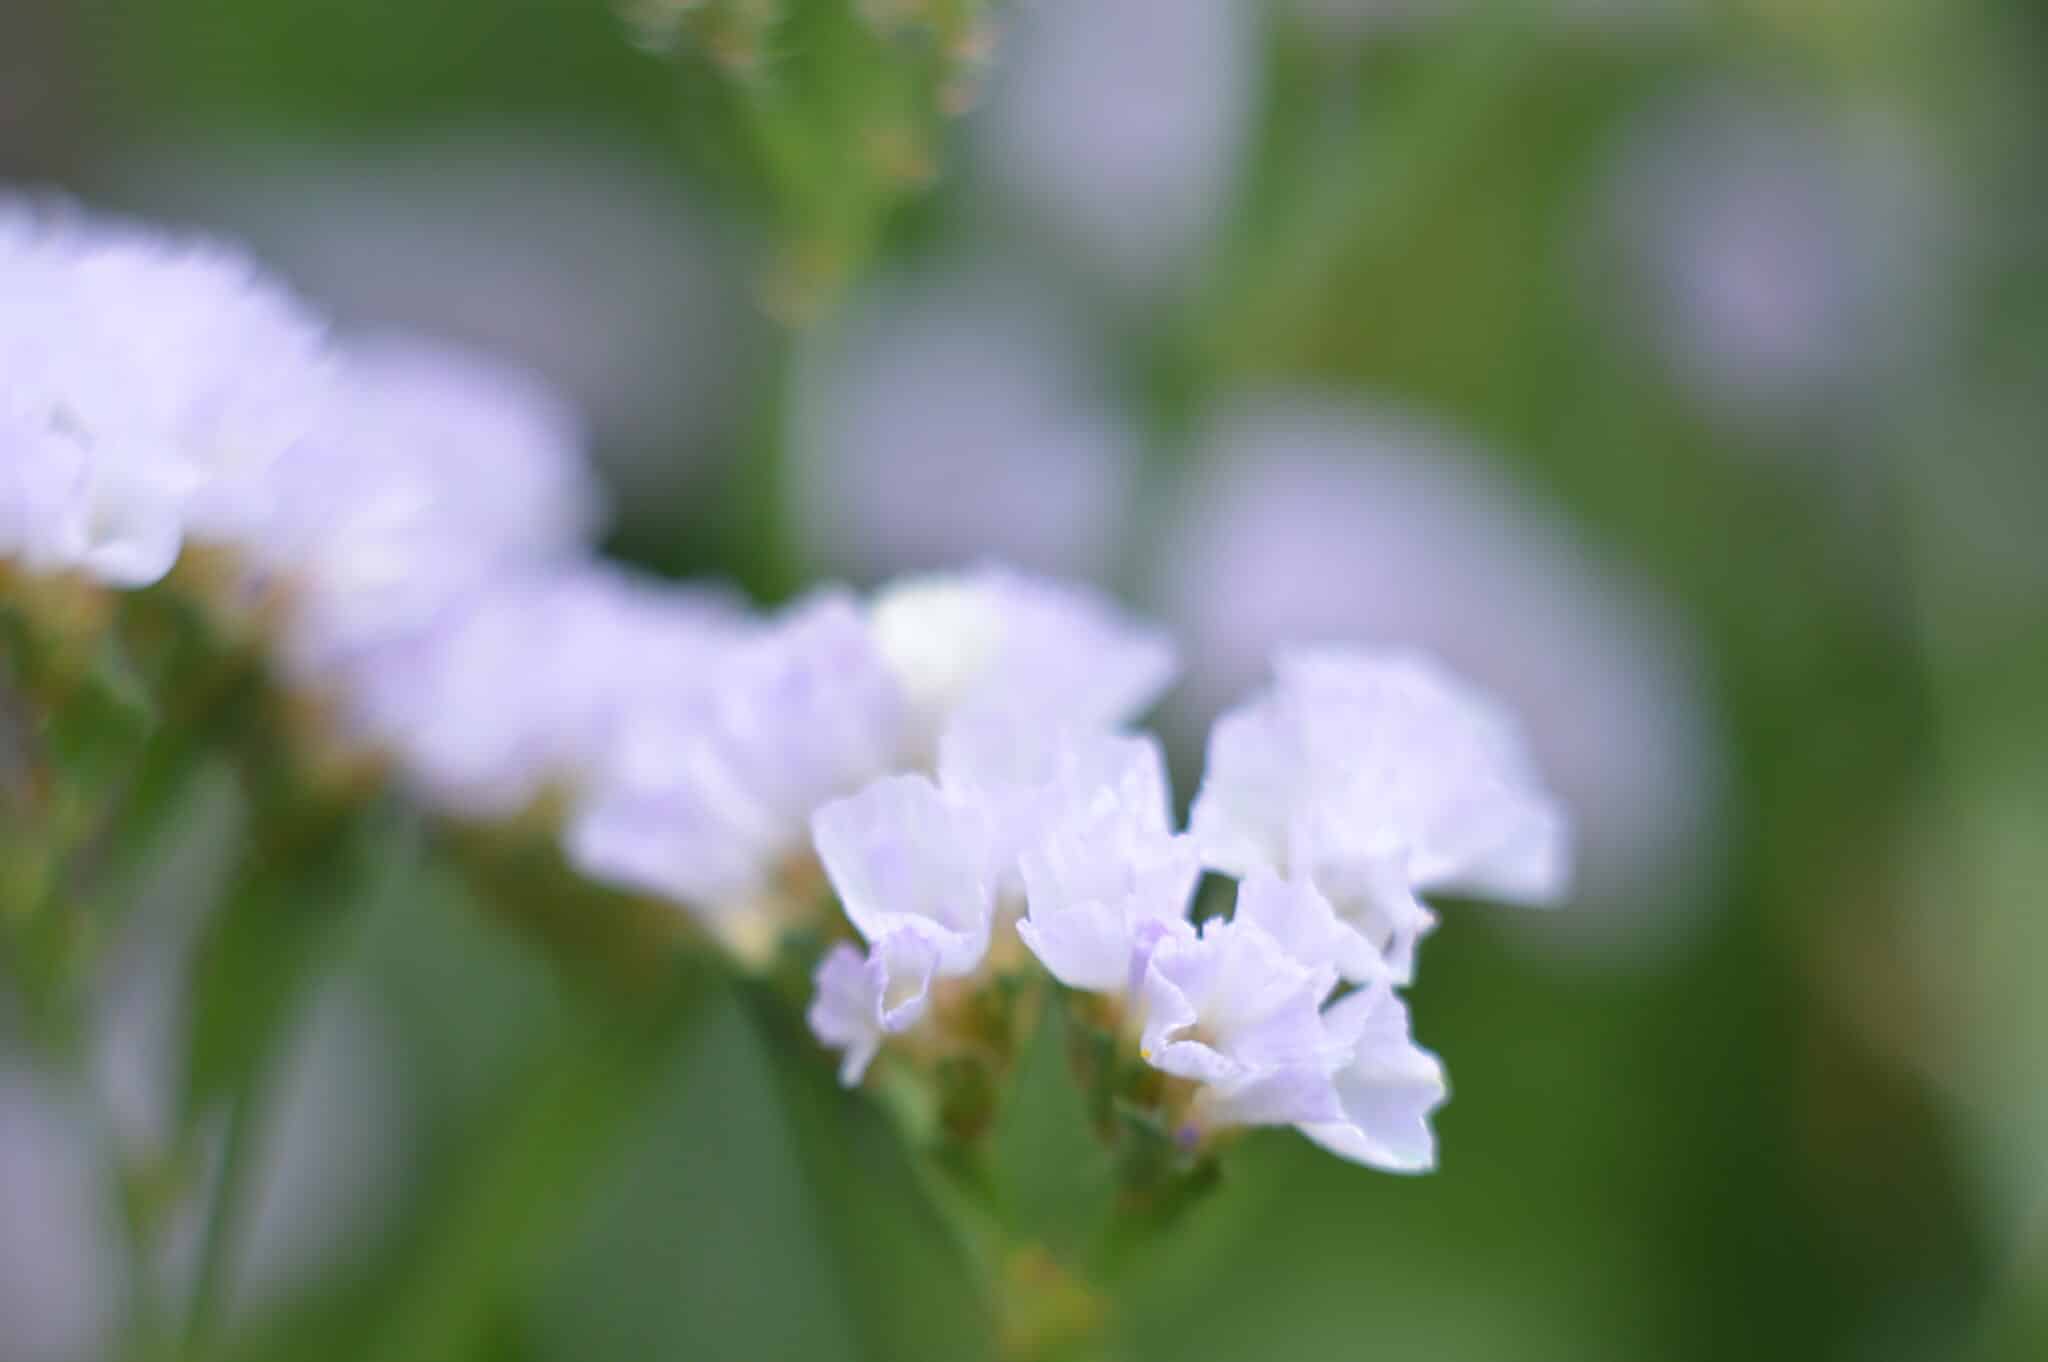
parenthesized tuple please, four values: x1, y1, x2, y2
(1297, 983, 1448, 1173)
(803, 719, 1195, 1076)
(567, 591, 905, 937)
(1009, 734, 1200, 993)
(810, 773, 996, 977)
(1134, 890, 1449, 1163)
(937, 721, 1175, 901)
(348, 562, 750, 819)
(1152, 395, 1721, 961)
(0, 197, 332, 586)
(1191, 648, 1570, 984)
(112, 127, 765, 517)
(0, 432, 97, 578)
(1137, 914, 1350, 1130)
(251, 333, 606, 673)
(807, 932, 943, 1085)
(869, 564, 1178, 764)
(1228, 871, 1384, 989)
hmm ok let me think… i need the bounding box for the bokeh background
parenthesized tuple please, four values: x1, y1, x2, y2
(4, 1, 2046, 1359)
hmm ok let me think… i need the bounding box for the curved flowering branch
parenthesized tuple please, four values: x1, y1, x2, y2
(2, 199, 1572, 1360)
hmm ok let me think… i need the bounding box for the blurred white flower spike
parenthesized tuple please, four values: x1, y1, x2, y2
(0, 197, 333, 586)
(565, 590, 904, 953)
(350, 563, 750, 821)
(572, 565, 1174, 963)
(249, 333, 608, 676)
(1192, 649, 1572, 984)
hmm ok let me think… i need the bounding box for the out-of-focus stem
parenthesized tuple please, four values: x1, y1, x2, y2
(179, 1080, 265, 1361)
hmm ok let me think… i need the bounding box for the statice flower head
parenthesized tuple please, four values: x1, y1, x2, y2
(868, 564, 1178, 765)
(567, 591, 907, 955)
(1191, 647, 1571, 983)
(0, 198, 333, 586)
(805, 719, 1189, 1082)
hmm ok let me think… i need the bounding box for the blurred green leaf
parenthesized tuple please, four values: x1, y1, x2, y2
(361, 962, 714, 1362)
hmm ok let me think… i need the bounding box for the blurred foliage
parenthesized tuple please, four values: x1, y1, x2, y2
(4, 2, 2045, 1361)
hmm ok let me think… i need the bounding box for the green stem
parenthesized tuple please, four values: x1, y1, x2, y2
(180, 1075, 267, 1360)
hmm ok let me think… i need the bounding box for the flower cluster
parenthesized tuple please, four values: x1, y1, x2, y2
(564, 568, 1176, 960)
(806, 644, 1570, 1172)
(3, 200, 1571, 1178)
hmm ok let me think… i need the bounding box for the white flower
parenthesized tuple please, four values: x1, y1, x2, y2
(807, 931, 942, 1085)
(1135, 891, 1449, 1164)
(936, 720, 1170, 899)
(0, 199, 332, 586)
(1191, 648, 1570, 984)
(576, 568, 1168, 954)
(1153, 395, 1721, 960)
(567, 591, 905, 929)
(0, 435, 96, 578)
(323, 334, 600, 556)
(810, 772, 996, 977)
(250, 333, 606, 671)
(1136, 913, 1350, 1130)
(1227, 870, 1386, 988)
(112, 127, 766, 519)
(869, 564, 1177, 763)
(1009, 734, 1200, 993)
(1298, 984, 1448, 1174)
(349, 563, 750, 819)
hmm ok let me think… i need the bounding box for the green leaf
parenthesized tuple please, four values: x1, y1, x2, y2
(359, 962, 713, 1362)
(736, 985, 990, 1362)
(989, 996, 1120, 1264)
